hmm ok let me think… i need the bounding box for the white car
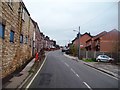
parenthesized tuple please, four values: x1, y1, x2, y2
(96, 55, 114, 62)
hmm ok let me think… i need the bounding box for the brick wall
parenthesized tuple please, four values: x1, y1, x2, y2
(73, 33, 91, 50)
(100, 29, 119, 52)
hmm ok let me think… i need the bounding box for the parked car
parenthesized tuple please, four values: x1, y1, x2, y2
(62, 47, 67, 52)
(96, 55, 114, 62)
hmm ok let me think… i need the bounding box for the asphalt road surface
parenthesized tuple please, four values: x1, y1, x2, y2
(28, 50, 118, 89)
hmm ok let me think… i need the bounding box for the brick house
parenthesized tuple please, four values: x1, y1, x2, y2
(100, 29, 119, 52)
(86, 29, 119, 53)
(72, 32, 92, 50)
(86, 31, 107, 51)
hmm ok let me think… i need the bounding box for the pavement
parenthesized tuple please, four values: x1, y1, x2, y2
(2, 58, 35, 89)
(64, 53, 120, 79)
(2, 51, 48, 89)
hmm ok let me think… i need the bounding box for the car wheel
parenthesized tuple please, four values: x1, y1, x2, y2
(97, 59, 101, 62)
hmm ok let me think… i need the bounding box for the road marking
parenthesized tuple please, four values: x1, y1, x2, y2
(26, 54, 48, 89)
(71, 68, 80, 78)
(71, 68, 76, 74)
(83, 82, 92, 90)
(76, 74, 80, 78)
(64, 62, 69, 67)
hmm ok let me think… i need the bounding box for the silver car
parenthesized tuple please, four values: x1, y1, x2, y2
(96, 55, 114, 62)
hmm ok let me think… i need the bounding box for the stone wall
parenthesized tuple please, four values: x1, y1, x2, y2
(1, 1, 20, 78)
(1, 1, 34, 78)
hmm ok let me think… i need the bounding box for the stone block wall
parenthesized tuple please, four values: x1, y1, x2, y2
(0, 1, 34, 78)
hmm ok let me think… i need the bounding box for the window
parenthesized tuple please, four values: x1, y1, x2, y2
(25, 36, 28, 44)
(10, 30, 14, 42)
(22, 9, 25, 20)
(20, 34, 23, 43)
(0, 23, 5, 39)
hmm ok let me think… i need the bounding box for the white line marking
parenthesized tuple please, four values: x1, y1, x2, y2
(26, 54, 48, 89)
(83, 82, 92, 90)
(71, 68, 80, 78)
(76, 74, 79, 78)
(71, 68, 76, 74)
(64, 62, 69, 67)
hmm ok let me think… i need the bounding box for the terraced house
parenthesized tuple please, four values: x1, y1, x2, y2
(1, 0, 21, 78)
(0, 0, 57, 79)
(0, 0, 35, 79)
(1, 0, 22, 78)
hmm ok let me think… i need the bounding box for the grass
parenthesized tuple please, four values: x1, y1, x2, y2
(83, 58, 96, 62)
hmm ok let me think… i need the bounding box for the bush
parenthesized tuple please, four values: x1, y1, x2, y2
(69, 45, 78, 56)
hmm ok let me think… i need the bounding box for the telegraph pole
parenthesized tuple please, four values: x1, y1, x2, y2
(73, 26, 81, 59)
(78, 26, 80, 59)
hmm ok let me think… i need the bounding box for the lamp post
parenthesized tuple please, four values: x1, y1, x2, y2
(73, 26, 80, 59)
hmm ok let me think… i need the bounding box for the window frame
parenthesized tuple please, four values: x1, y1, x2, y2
(22, 8, 25, 21)
(0, 23, 5, 39)
(25, 36, 28, 44)
(20, 34, 23, 43)
(10, 30, 14, 43)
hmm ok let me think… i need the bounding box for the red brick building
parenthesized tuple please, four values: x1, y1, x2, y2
(72, 29, 119, 53)
(86, 31, 107, 51)
(86, 29, 119, 53)
(72, 32, 92, 50)
(100, 29, 119, 52)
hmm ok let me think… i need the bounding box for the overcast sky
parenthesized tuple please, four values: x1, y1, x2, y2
(23, 0, 118, 46)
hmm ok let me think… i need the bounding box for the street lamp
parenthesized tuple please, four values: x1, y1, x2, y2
(73, 26, 80, 59)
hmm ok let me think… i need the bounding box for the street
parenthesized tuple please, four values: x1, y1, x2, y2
(27, 50, 118, 89)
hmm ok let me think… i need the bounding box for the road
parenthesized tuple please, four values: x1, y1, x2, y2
(27, 50, 118, 89)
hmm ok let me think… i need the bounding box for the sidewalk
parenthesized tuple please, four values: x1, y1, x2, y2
(2, 51, 48, 89)
(64, 54, 120, 79)
(3, 58, 35, 89)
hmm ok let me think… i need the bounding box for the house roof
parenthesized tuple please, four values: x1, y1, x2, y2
(21, 1, 30, 16)
(72, 32, 92, 43)
(93, 31, 107, 40)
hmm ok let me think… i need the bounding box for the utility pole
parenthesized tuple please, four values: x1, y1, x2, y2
(73, 26, 81, 59)
(78, 26, 80, 59)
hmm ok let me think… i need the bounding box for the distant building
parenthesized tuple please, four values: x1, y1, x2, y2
(72, 32, 92, 50)
(72, 29, 119, 53)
